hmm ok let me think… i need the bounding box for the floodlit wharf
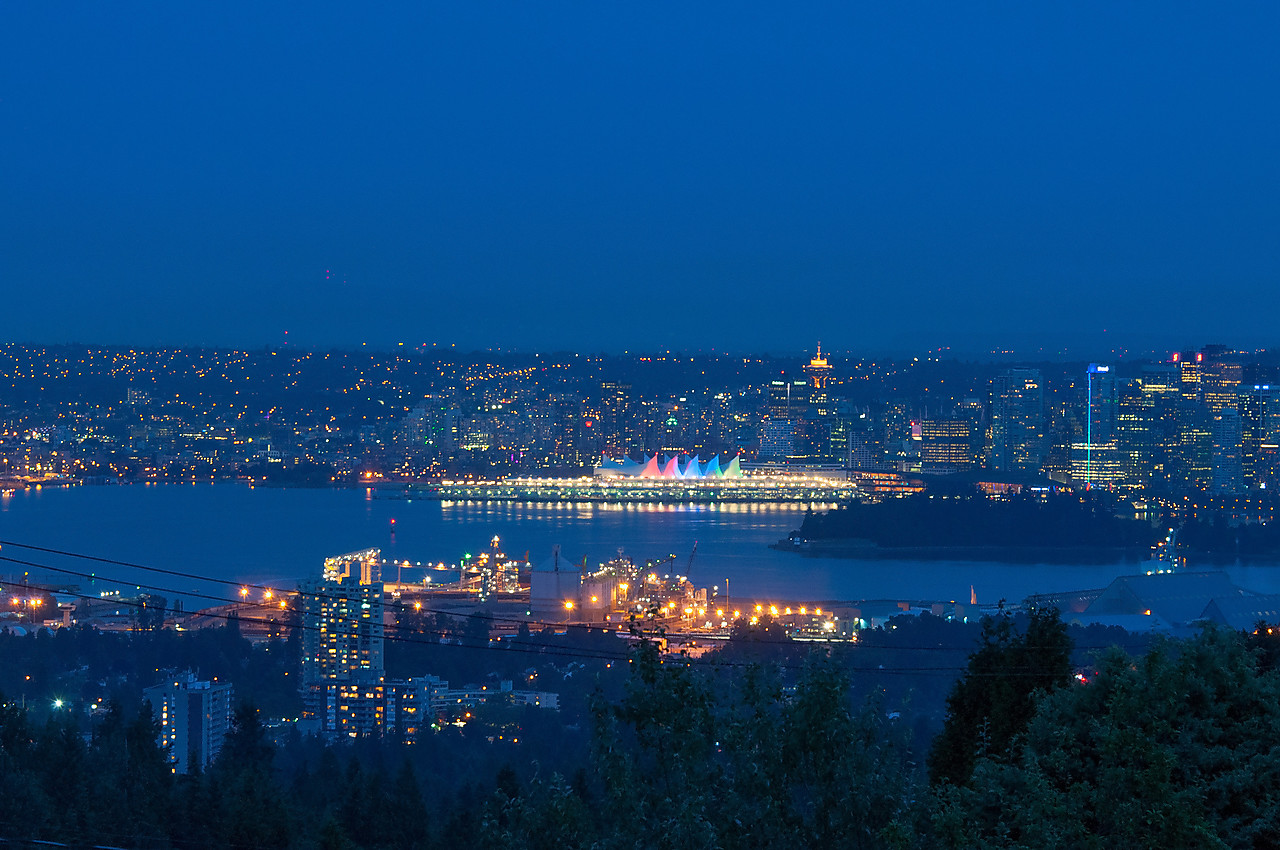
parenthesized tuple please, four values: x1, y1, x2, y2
(371, 540, 932, 642)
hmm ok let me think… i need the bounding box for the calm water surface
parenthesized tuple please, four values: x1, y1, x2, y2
(3, 484, 1278, 607)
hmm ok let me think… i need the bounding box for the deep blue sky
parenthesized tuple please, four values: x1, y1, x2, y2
(3, 3, 1278, 355)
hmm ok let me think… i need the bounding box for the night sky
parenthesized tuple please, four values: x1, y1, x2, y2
(3, 4, 1279, 355)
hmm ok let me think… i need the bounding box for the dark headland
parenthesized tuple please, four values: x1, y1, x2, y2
(776, 493, 1280, 565)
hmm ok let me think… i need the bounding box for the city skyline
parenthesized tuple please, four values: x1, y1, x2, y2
(6, 6, 1280, 846)
(4, 339, 1278, 501)
(5, 4, 1280, 352)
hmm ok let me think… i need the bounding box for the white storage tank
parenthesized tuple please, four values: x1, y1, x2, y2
(529, 545, 582, 619)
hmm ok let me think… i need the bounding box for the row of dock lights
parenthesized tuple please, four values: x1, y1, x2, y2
(558, 595, 836, 629)
(238, 587, 289, 608)
(751, 603, 823, 616)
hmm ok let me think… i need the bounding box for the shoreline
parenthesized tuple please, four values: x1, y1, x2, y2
(771, 539, 1280, 567)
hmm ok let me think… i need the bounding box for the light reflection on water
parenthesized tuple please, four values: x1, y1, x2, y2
(2, 483, 1278, 606)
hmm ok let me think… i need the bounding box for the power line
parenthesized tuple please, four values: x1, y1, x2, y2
(0, 550, 951, 673)
(0, 540, 1162, 675)
(0, 553, 639, 667)
(0, 539, 1148, 654)
(0, 545, 681, 655)
(1, 538, 734, 640)
(0, 558, 1131, 679)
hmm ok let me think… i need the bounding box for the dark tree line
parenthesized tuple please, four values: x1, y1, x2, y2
(1177, 511, 1280, 561)
(5, 612, 1280, 847)
(0, 621, 302, 720)
(801, 493, 1157, 553)
(928, 624, 1280, 848)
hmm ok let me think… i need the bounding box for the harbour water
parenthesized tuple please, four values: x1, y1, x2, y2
(3, 483, 1279, 607)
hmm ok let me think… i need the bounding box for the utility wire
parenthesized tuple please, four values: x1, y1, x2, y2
(0, 553, 642, 668)
(2, 551, 982, 674)
(0, 539, 1148, 655)
(0, 550, 1093, 676)
(1, 538, 737, 638)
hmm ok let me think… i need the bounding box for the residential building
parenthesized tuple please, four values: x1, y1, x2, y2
(300, 548, 385, 733)
(143, 672, 233, 775)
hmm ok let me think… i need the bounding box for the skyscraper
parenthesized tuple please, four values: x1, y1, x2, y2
(955, 398, 988, 467)
(1081, 364, 1116, 487)
(800, 344, 836, 460)
(1175, 350, 1202, 401)
(550, 394, 584, 467)
(990, 369, 1044, 474)
(300, 549, 385, 733)
(1239, 387, 1268, 489)
(803, 344, 833, 413)
(1175, 401, 1214, 493)
(599, 381, 635, 458)
(762, 378, 809, 462)
(1201, 346, 1243, 415)
(1086, 363, 1116, 444)
(766, 379, 809, 421)
(758, 420, 796, 461)
(920, 419, 974, 471)
(1116, 365, 1185, 491)
(1212, 409, 1244, 494)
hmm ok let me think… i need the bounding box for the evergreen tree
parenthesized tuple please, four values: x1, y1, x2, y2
(928, 606, 1072, 786)
(931, 626, 1280, 848)
(211, 702, 291, 849)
